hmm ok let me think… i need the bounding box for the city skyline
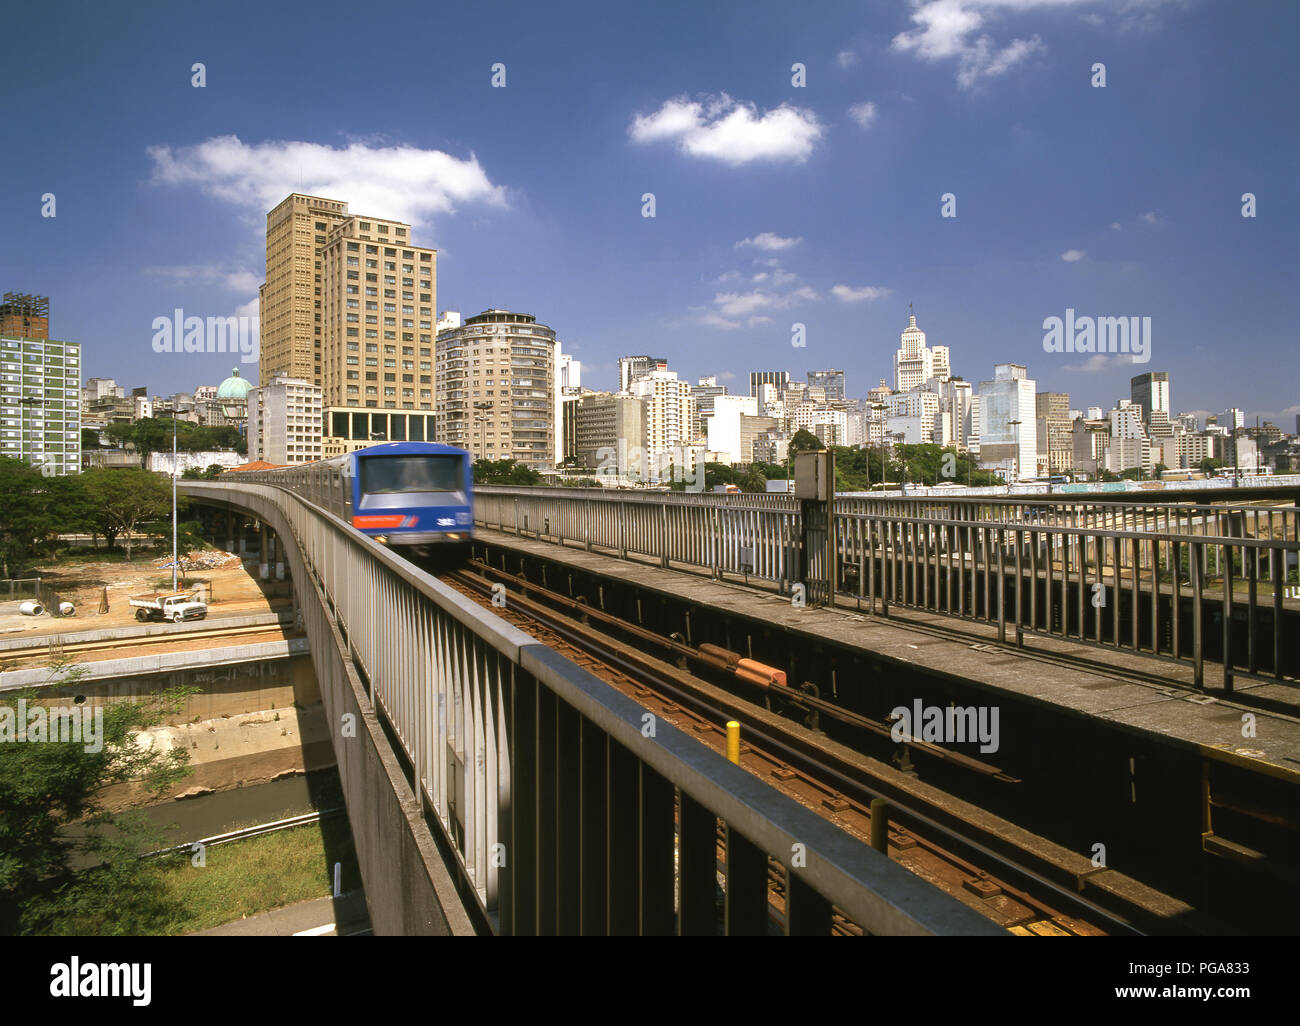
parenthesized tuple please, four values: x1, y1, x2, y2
(1, 0, 1295, 426)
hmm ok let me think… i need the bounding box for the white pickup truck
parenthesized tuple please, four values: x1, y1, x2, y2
(129, 591, 208, 623)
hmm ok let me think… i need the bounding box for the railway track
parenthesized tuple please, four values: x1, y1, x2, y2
(437, 560, 1201, 936)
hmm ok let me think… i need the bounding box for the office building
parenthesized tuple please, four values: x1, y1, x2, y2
(1130, 371, 1170, 427)
(574, 392, 644, 470)
(807, 369, 845, 403)
(749, 370, 789, 397)
(1035, 392, 1073, 475)
(977, 363, 1037, 482)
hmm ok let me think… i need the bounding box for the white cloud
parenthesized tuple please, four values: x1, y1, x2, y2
(1061, 353, 1121, 373)
(848, 101, 878, 128)
(736, 232, 802, 252)
(1110, 222, 1122, 230)
(1141, 211, 1161, 224)
(1061, 249, 1085, 262)
(147, 134, 507, 230)
(771, 270, 798, 286)
(715, 269, 743, 283)
(629, 93, 824, 165)
(752, 272, 769, 283)
(747, 316, 774, 327)
(700, 312, 742, 331)
(715, 291, 777, 318)
(718, 371, 737, 381)
(713, 285, 817, 319)
(837, 50, 860, 68)
(145, 264, 260, 292)
(890, 0, 1124, 89)
(831, 284, 891, 302)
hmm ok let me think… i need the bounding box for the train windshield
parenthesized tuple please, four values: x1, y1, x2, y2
(360, 455, 463, 494)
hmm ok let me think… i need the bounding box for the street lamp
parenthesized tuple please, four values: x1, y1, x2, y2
(473, 402, 493, 464)
(1007, 419, 1022, 489)
(170, 412, 179, 591)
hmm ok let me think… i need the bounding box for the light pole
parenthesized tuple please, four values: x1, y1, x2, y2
(1007, 419, 1022, 489)
(473, 402, 493, 464)
(171, 412, 178, 591)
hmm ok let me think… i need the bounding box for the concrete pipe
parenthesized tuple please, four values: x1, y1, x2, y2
(59, 602, 75, 616)
(18, 601, 45, 616)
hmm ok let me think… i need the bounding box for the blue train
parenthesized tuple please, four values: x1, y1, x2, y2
(236, 441, 474, 559)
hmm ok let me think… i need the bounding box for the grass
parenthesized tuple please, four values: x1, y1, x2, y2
(149, 813, 362, 935)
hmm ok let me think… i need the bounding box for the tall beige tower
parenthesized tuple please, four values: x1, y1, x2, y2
(260, 194, 350, 386)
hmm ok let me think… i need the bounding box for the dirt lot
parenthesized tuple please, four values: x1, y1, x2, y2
(0, 548, 291, 640)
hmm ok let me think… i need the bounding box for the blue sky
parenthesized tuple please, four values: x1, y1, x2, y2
(1, 0, 1296, 423)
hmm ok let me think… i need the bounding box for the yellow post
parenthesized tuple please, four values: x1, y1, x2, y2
(726, 720, 741, 763)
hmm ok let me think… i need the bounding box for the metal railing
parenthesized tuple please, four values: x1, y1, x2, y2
(474, 489, 1300, 691)
(184, 481, 997, 936)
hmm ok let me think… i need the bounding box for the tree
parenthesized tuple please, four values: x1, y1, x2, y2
(789, 429, 821, 454)
(736, 467, 769, 493)
(473, 459, 542, 486)
(0, 458, 57, 578)
(1199, 457, 1223, 476)
(80, 469, 172, 559)
(0, 669, 194, 935)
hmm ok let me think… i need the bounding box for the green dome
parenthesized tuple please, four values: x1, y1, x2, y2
(216, 367, 252, 399)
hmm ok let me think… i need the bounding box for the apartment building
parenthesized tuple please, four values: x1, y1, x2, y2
(0, 335, 81, 475)
(435, 310, 558, 471)
(248, 375, 323, 465)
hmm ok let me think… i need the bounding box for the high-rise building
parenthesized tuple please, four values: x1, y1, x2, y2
(619, 355, 667, 392)
(1035, 392, 1073, 475)
(977, 364, 1037, 481)
(259, 194, 350, 385)
(895, 312, 933, 392)
(807, 369, 845, 402)
(574, 392, 645, 471)
(435, 310, 558, 471)
(248, 374, 322, 465)
(749, 370, 789, 397)
(1, 334, 81, 475)
(0, 292, 50, 340)
(630, 367, 699, 480)
(317, 209, 436, 454)
(556, 352, 582, 462)
(1130, 371, 1170, 427)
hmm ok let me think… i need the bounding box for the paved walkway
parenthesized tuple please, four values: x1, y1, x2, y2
(191, 890, 370, 936)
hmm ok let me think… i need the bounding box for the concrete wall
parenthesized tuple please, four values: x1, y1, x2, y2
(181, 483, 477, 936)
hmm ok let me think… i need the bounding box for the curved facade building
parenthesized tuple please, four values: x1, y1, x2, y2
(435, 309, 557, 470)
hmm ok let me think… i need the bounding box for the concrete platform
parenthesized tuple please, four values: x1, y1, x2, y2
(474, 528, 1300, 783)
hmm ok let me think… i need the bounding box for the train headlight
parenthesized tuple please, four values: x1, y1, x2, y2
(374, 534, 388, 544)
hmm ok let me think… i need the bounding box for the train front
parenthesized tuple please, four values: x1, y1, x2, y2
(349, 442, 473, 558)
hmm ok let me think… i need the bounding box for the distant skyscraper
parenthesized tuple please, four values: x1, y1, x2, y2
(749, 370, 789, 397)
(894, 310, 950, 392)
(977, 363, 1037, 481)
(619, 355, 667, 392)
(1130, 371, 1169, 426)
(807, 369, 845, 402)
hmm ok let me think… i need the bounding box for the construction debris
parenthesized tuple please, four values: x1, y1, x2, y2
(153, 550, 242, 571)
